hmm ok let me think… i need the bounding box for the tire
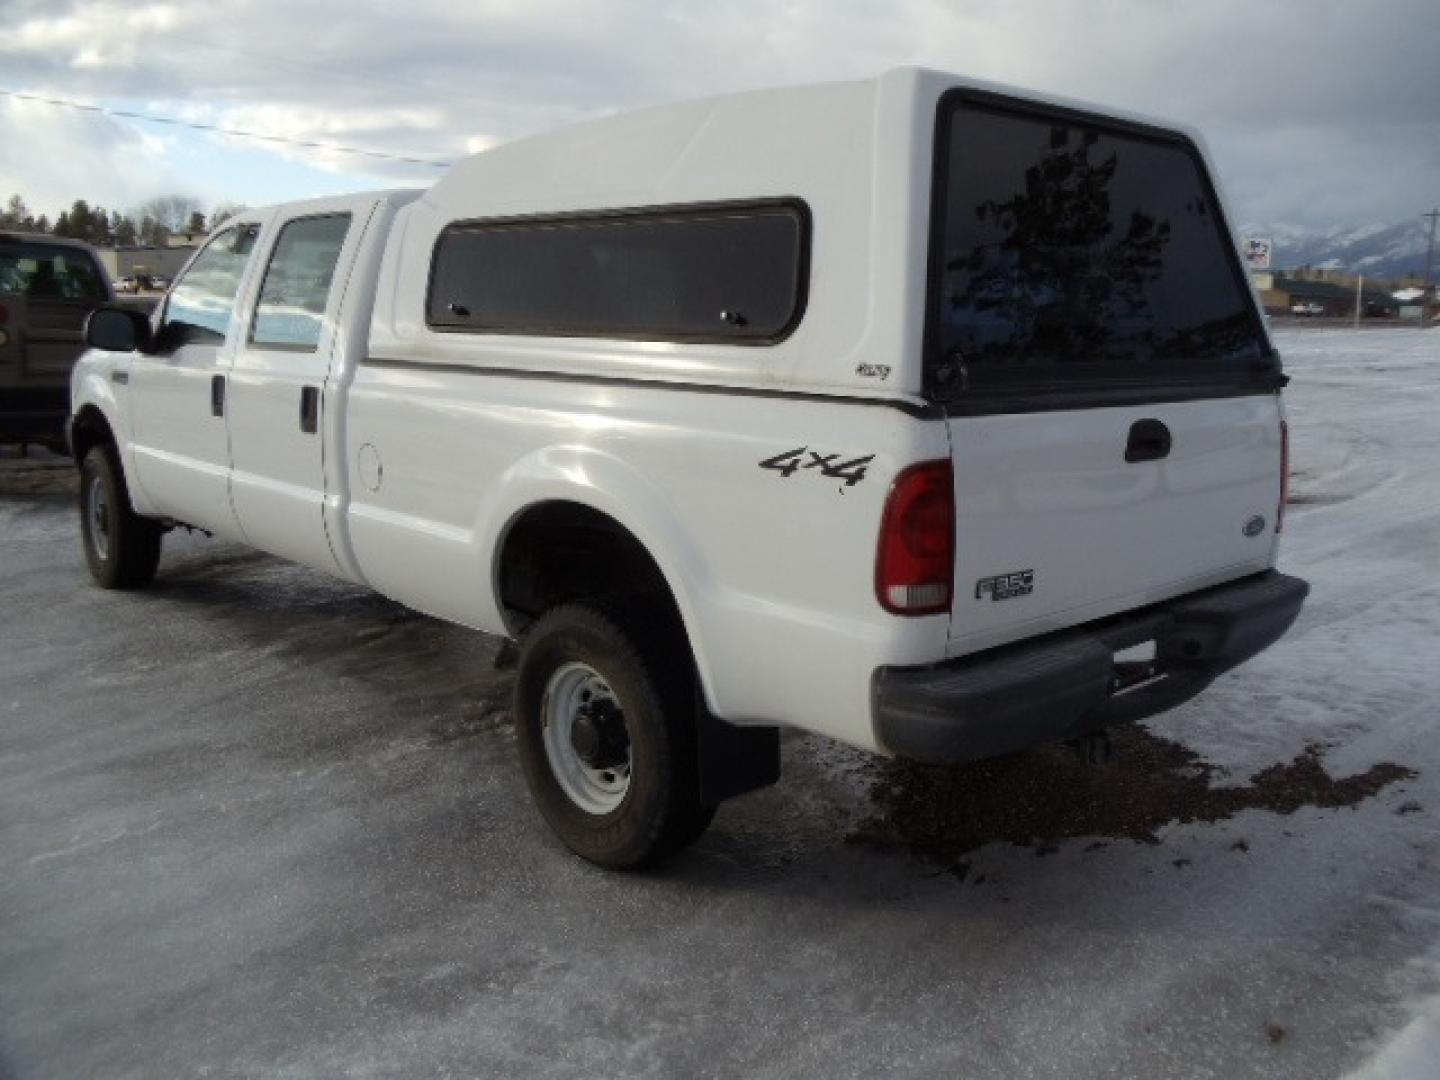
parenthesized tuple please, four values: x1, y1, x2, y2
(79, 445, 162, 589)
(514, 603, 715, 869)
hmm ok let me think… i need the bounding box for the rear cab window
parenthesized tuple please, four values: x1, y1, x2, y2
(427, 200, 810, 344)
(250, 213, 353, 350)
(926, 91, 1276, 410)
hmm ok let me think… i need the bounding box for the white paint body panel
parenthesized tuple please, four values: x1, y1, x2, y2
(70, 68, 1286, 755)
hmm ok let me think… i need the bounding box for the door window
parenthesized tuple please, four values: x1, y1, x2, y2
(156, 224, 259, 349)
(250, 214, 353, 350)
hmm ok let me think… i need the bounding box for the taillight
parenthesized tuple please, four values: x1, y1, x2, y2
(876, 460, 954, 615)
(1277, 419, 1289, 533)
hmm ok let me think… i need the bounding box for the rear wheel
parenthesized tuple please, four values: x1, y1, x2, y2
(514, 604, 714, 868)
(79, 446, 162, 589)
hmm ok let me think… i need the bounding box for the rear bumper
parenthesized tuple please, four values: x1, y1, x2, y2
(872, 571, 1309, 765)
(0, 387, 69, 443)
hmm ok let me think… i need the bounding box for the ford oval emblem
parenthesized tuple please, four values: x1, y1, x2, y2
(1243, 515, 1267, 537)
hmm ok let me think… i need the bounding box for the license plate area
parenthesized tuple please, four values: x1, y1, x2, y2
(1110, 640, 1165, 695)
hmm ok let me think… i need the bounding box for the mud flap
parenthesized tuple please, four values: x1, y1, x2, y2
(696, 699, 780, 805)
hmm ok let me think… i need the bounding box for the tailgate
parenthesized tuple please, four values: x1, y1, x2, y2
(946, 394, 1281, 655)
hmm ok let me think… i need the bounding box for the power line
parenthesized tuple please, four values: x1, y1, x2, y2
(0, 88, 452, 169)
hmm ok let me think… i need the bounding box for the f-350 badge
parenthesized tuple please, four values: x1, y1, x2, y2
(975, 570, 1034, 601)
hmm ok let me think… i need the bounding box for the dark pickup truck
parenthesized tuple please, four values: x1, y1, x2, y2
(1, 232, 113, 449)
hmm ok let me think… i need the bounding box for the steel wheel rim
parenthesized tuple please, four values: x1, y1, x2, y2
(87, 472, 111, 561)
(540, 661, 632, 815)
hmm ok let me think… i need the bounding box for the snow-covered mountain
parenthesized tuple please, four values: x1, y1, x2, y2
(1237, 218, 1434, 280)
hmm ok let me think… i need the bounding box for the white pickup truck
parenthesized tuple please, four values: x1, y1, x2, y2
(70, 68, 1307, 868)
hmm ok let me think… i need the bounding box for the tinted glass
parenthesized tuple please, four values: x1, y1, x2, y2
(930, 99, 1268, 397)
(160, 224, 259, 347)
(428, 203, 807, 342)
(0, 243, 105, 303)
(251, 214, 352, 349)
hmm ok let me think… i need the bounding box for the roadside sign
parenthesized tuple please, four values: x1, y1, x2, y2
(1242, 237, 1272, 270)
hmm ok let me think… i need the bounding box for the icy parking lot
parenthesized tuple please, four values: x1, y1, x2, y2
(2, 327, 1438, 1079)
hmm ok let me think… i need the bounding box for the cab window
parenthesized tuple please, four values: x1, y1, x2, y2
(156, 224, 260, 348)
(250, 214, 352, 350)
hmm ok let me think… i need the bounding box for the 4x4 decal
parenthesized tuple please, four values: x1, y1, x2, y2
(758, 447, 874, 488)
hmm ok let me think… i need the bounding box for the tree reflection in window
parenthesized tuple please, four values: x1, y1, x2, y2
(948, 125, 1172, 368)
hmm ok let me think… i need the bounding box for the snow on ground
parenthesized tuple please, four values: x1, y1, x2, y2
(1, 327, 1438, 1079)
(1345, 954, 1440, 1080)
(1275, 328, 1440, 1080)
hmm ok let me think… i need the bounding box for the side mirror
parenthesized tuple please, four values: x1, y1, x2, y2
(85, 306, 153, 353)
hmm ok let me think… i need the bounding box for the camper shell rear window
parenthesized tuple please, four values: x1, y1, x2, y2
(427, 199, 810, 345)
(926, 90, 1275, 409)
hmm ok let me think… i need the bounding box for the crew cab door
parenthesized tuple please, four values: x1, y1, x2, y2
(226, 204, 365, 573)
(128, 222, 263, 536)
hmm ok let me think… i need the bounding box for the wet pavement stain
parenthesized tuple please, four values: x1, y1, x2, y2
(855, 723, 1416, 868)
(0, 454, 76, 498)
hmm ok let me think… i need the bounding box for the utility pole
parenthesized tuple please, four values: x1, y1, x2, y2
(1422, 208, 1439, 327)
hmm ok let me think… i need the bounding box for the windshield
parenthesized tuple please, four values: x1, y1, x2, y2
(0, 242, 106, 303)
(927, 94, 1271, 402)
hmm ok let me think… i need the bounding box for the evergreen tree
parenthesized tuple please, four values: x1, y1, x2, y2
(91, 205, 113, 245)
(34, 214, 50, 234)
(68, 200, 95, 241)
(1, 194, 30, 228)
(139, 215, 163, 246)
(209, 202, 249, 228)
(114, 212, 137, 247)
(54, 211, 72, 237)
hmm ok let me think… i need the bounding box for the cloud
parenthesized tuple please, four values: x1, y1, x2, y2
(0, 94, 190, 218)
(1, 0, 1436, 226)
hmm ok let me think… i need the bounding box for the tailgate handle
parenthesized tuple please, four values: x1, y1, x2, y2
(1125, 419, 1171, 463)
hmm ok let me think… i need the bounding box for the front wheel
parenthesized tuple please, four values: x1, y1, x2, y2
(514, 604, 714, 868)
(79, 446, 162, 589)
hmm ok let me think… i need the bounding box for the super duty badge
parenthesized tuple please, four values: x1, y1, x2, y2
(975, 570, 1035, 601)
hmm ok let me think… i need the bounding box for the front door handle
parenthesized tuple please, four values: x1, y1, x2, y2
(299, 386, 319, 434)
(1124, 418, 1171, 463)
(211, 374, 225, 417)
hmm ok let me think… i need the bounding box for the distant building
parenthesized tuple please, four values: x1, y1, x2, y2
(95, 245, 197, 285)
(1253, 274, 1400, 318)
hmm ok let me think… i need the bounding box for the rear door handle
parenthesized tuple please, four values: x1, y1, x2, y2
(299, 386, 319, 434)
(1124, 418, 1171, 463)
(211, 374, 225, 417)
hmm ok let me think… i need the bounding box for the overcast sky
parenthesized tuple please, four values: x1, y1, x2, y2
(1, 0, 1436, 230)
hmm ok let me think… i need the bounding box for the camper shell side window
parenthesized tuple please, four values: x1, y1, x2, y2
(426, 199, 811, 346)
